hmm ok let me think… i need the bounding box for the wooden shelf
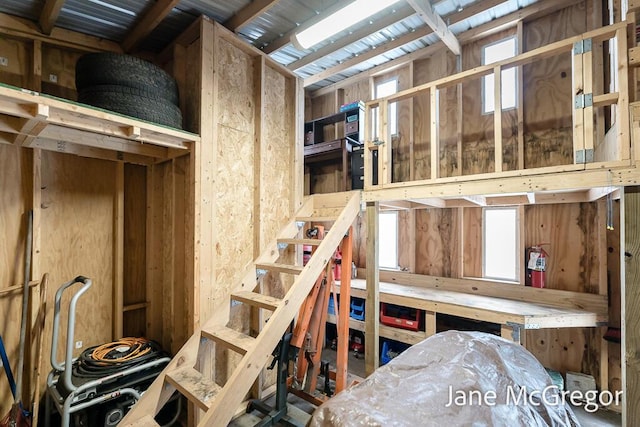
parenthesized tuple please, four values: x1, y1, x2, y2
(0, 83, 199, 164)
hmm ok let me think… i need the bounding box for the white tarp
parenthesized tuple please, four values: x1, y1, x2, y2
(310, 331, 580, 427)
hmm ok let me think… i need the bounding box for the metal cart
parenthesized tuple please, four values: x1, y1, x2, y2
(44, 276, 170, 426)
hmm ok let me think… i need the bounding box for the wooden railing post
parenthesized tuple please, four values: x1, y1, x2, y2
(617, 27, 631, 161)
(380, 100, 391, 186)
(572, 38, 586, 164)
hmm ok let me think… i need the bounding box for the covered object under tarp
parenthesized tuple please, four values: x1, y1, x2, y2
(310, 331, 580, 427)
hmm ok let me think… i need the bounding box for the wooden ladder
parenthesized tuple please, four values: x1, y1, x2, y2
(120, 191, 361, 427)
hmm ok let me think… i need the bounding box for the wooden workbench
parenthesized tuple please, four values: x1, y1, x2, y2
(331, 277, 608, 346)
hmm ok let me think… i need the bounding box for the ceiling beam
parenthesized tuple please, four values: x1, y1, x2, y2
(263, 0, 358, 54)
(122, 0, 181, 53)
(303, 0, 503, 87)
(405, 0, 461, 55)
(289, 0, 505, 71)
(39, 0, 66, 35)
(309, 0, 583, 94)
(225, 0, 281, 32)
(287, 4, 416, 71)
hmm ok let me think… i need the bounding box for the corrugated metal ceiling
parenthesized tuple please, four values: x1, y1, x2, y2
(0, 0, 541, 89)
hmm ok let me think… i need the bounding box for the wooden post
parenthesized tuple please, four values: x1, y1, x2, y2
(616, 27, 631, 161)
(572, 38, 585, 163)
(365, 202, 380, 375)
(380, 100, 391, 186)
(622, 186, 640, 426)
(583, 40, 595, 160)
(494, 65, 503, 173)
(517, 21, 525, 170)
(409, 61, 416, 181)
(456, 55, 464, 176)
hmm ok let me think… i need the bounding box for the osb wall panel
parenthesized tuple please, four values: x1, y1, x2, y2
(215, 38, 256, 309)
(261, 65, 294, 293)
(0, 36, 31, 88)
(524, 202, 602, 380)
(39, 151, 115, 384)
(0, 144, 32, 415)
(415, 208, 459, 277)
(413, 58, 433, 181)
(343, 80, 370, 106)
(41, 44, 81, 100)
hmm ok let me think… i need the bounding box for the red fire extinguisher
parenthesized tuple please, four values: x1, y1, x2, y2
(333, 247, 342, 281)
(526, 245, 548, 288)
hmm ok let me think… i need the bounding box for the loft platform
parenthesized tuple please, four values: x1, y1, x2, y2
(0, 83, 199, 164)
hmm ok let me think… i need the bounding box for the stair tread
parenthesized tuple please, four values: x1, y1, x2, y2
(201, 325, 255, 354)
(165, 367, 221, 411)
(255, 262, 304, 275)
(134, 415, 161, 426)
(277, 238, 322, 246)
(231, 290, 282, 311)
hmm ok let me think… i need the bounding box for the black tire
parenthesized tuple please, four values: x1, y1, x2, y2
(76, 52, 179, 105)
(78, 86, 183, 129)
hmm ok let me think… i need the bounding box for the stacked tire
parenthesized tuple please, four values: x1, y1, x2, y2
(75, 52, 182, 129)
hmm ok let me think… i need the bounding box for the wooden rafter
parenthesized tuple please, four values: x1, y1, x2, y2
(406, 0, 461, 55)
(303, 0, 494, 87)
(122, 0, 181, 53)
(39, 0, 66, 35)
(310, 0, 583, 94)
(225, 0, 280, 32)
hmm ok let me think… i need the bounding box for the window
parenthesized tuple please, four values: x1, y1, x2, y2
(482, 37, 517, 114)
(372, 78, 398, 139)
(379, 211, 398, 269)
(483, 207, 518, 281)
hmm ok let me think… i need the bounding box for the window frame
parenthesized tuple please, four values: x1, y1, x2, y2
(481, 206, 520, 283)
(378, 210, 399, 270)
(371, 77, 399, 139)
(481, 36, 518, 115)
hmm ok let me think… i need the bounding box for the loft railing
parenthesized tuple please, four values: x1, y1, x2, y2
(364, 21, 633, 190)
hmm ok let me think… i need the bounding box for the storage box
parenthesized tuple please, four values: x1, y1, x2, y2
(380, 339, 410, 365)
(380, 303, 420, 331)
(350, 297, 365, 320)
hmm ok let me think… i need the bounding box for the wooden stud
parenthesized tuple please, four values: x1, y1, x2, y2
(32, 40, 42, 92)
(494, 65, 503, 173)
(380, 100, 391, 187)
(456, 56, 463, 177)
(113, 162, 124, 339)
(365, 202, 380, 375)
(430, 86, 439, 180)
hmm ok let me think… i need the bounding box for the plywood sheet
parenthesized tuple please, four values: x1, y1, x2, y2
(415, 208, 459, 277)
(39, 150, 115, 384)
(0, 36, 31, 88)
(41, 44, 82, 100)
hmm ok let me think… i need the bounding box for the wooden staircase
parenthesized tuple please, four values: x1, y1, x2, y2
(121, 191, 361, 427)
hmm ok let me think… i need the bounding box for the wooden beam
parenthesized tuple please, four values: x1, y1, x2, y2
(494, 65, 503, 172)
(122, 0, 181, 52)
(0, 12, 122, 53)
(113, 162, 124, 339)
(39, 0, 66, 35)
(225, 0, 280, 32)
(310, 0, 584, 95)
(406, 0, 461, 55)
(365, 202, 380, 376)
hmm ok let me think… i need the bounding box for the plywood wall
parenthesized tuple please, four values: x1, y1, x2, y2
(0, 35, 31, 88)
